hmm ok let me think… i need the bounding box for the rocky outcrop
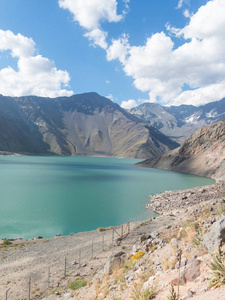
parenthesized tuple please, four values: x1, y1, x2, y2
(0, 93, 179, 158)
(136, 120, 225, 180)
(203, 215, 225, 252)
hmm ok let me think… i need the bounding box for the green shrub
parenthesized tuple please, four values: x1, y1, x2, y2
(3, 239, 10, 245)
(69, 278, 87, 290)
(167, 284, 178, 300)
(132, 283, 157, 300)
(210, 248, 225, 288)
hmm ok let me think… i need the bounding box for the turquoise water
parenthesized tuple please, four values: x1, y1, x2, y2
(0, 156, 214, 239)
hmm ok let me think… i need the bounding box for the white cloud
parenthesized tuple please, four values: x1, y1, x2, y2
(106, 93, 118, 102)
(58, 0, 122, 29)
(107, 34, 130, 64)
(183, 9, 191, 18)
(84, 28, 108, 49)
(59, 0, 124, 49)
(0, 30, 73, 97)
(171, 83, 225, 106)
(121, 99, 137, 109)
(59, 0, 225, 107)
(177, 0, 189, 9)
(109, 0, 225, 106)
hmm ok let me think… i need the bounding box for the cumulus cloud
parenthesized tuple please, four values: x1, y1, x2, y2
(107, 34, 130, 64)
(84, 28, 108, 49)
(59, 0, 225, 106)
(108, 0, 225, 106)
(0, 30, 73, 97)
(120, 99, 137, 109)
(58, 0, 122, 29)
(59, 0, 125, 49)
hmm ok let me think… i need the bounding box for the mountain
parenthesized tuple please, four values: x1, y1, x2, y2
(0, 93, 179, 158)
(130, 97, 225, 144)
(136, 119, 225, 180)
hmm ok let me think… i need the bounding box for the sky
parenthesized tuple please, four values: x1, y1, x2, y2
(0, 0, 225, 108)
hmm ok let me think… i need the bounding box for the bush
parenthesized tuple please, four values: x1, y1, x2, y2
(210, 247, 225, 288)
(167, 284, 178, 300)
(132, 283, 157, 300)
(69, 278, 87, 290)
(131, 251, 145, 262)
(3, 239, 11, 245)
(97, 227, 106, 232)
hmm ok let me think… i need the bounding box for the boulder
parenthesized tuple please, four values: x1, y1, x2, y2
(172, 259, 201, 285)
(182, 259, 201, 282)
(104, 252, 125, 275)
(203, 215, 225, 251)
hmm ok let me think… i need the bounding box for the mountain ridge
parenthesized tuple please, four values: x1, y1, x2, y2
(130, 97, 225, 143)
(0, 93, 179, 158)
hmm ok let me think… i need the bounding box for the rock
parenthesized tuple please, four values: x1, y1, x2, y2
(114, 251, 125, 257)
(170, 238, 178, 248)
(175, 258, 188, 269)
(187, 289, 195, 297)
(132, 244, 141, 253)
(55, 234, 61, 237)
(140, 234, 150, 243)
(142, 275, 155, 291)
(172, 259, 201, 285)
(104, 252, 125, 275)
(182, 259, 201, 282)
(151, 231, 159, 239)
(62, 293, 71, 299)
(154, 258, 161, 266)
(203, 215, 225, 251)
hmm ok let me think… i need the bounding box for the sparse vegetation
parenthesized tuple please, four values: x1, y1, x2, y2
(3, 239, 10, 245)
(167, 283, 178, 300)
(131, 250, 145, 262)
(210, 247, 225, 288)
(131, 282, 157, 300)
(69, 278, 87, 290)
(216, 201, 225, 216)
(97, 227, 106, 232)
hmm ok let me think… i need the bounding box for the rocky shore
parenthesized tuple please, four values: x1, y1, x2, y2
(147, 181, 225, 215)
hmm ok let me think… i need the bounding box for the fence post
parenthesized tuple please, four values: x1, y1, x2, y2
(91, 240, 93, 258)
(48, 266, 50, 288)
(64, 256, 67, 277)
(79, 247, 81, 267)
(28, 277, 31, 300)
(112, 229, 114, 246)
(102, 232, 105, 251)
(128, 222, 130, 234)
(121, 225, 123, 237)
(5, 288, 10, 300)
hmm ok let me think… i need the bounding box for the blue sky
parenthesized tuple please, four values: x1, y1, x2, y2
(0, 0, 225, 108)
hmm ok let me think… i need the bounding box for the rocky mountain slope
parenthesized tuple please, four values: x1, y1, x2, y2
(0, 93, 179, 158)
(136, 119, 225, 180)
(130, 97, 225, 143)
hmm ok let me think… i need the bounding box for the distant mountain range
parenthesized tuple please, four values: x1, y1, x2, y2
(130, 97, 225, 143)
(0, 93, 179, 158)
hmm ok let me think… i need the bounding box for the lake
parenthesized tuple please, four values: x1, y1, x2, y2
(0, 156, 214, 240)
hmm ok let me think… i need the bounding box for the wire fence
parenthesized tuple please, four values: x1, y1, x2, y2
(2, 209, 155, 299)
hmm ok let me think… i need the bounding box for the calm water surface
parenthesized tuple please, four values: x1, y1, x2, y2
(0, 156, 214, 239)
